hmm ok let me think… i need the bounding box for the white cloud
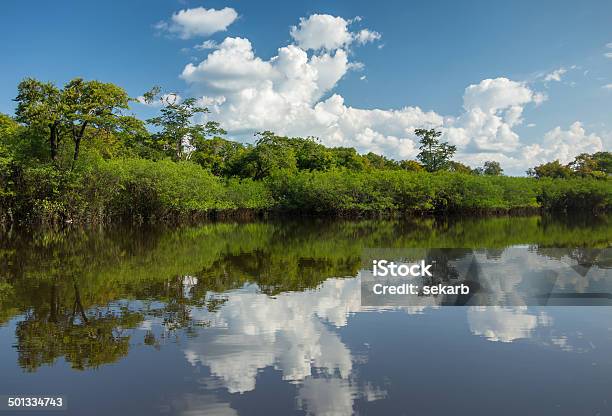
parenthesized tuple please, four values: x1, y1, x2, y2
(522, 121, 603, 165)
(175, 13, 603, 175)
(463, 78, 534, 112)
(445, 78, 543, 153)
(182, 37, 276, 93)
(603, 83, 612, 90)
(543, 67, 567, 82)
(159, 7, 238, 39)
(605, 52, 612, 59)
(355, 29, 382, 45)
(347, 61, 365, 71)
(290, 14, 381, 51)
(532, 91, 548, 105)
(195, 40, 219, 50)
(290, 14, 353, 50)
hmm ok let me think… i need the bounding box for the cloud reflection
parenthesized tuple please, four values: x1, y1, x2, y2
(176, 246, 609, 413)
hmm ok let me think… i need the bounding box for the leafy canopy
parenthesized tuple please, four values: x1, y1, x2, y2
(415, 128, 457, 172)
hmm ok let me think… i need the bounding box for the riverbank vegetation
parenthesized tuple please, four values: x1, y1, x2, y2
(0, 77, 610, 225)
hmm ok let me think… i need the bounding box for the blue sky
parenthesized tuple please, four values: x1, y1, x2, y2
(1, 0, 611, 173)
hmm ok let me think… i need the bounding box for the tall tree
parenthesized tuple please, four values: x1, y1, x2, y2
(62, 78, 132, 163)
(14, 77, 137, 165)
(291, 137, 334, 171)
(191, 137, 245, 176)
(569, 152, 612, 177)
(527, 160, 572, 178)
(248, 131, 297, 179)
(14, 78, 63, 161)
(481, 161, 503, 176)
(145, 90, 222, 160)
(415, 128, 456, 172)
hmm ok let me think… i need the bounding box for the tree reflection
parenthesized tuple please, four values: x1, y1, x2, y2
(15, 283, 143, 371)
(0, 214, 609, 371)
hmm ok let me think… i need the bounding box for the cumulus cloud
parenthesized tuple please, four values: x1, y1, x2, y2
(463, 78, 534, 112)
(175, 13, 601, 175)
(522, 121, 603, 165)
(603, 84, 612, 90)
(445, 78, 543, 153)
(290, 14, 353, 50)
(355, 29, 382, 45)
(180, 33, 440, 158)
(157, 6, 238, 39)
(290, 14, 381, 50)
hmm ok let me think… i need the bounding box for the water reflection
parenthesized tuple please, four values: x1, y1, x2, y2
(184, 280, 357, 393)
(0, 215, 611, 415)
(467, 306, 549, 342)
(176, 276, 387, 414)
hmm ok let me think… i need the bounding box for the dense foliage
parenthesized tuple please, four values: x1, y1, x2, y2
(0, 77, 610, 224)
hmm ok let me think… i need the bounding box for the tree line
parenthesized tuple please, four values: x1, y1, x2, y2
(0, 77, 610, 224)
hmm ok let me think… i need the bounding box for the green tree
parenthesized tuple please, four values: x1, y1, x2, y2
(233, 131, 297, 179)
(329, 147, 365, 171)
(145, 90, 222, 161)
(291, 137, 334, 171)
(62, 78, 135, 163)
(399, 160, 424, 172)
(15, 77, 139, 165)
(480, 161, 503, 176)
(527, 160, 572, 178)
(14, 78, 64, 161)
(191, 136, 245, 176)
(448, 161, 474, 174)
(415, 128, 456, 172)
(363, 152, 400, 170)
(569, 152, 611, 178)
(591, 152, 612, 174)
(0, 114, 20, 209)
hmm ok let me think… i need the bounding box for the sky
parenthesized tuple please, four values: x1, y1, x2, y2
(1, 0, 611, 174)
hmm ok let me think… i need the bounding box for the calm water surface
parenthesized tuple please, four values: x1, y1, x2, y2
(0, 215, 611, 415)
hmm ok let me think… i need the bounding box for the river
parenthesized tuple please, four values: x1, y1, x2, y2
(0, 215, 611, 415)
